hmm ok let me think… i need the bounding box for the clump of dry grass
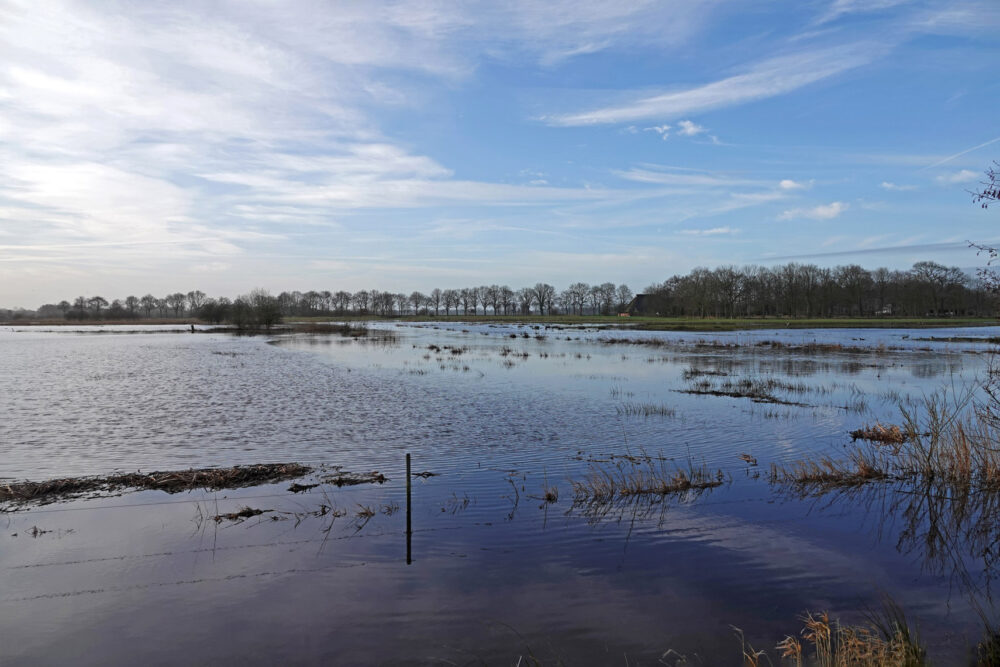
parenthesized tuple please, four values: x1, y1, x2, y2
(850, 422, 907, 445)
(571, 454, 723, 503)
(680, 375, 812, 406)
(615, 401, 677, 418)
(770, 446, 891, 489)
(775, 602, 925, 667)
(1, 463, 312, 505)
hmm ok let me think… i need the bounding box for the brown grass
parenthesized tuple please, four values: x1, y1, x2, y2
(770, 447, 891, 490)
(772, 387, 1000, 493)
(850, 422, 907, 445)
(680, 376, 812, 406)
(0, 463, 312, 505)
(571, 455, 723, 503)
(773, 603, 925, 666)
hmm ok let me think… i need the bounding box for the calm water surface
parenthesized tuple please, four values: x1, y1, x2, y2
(1, 322, 998, 664)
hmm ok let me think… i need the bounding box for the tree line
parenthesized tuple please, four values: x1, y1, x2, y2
(2, 259, 995, 323)
(643, 261, 994, 318)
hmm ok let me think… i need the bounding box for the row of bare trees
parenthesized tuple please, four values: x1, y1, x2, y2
(273, 283, 633, 318)
(643, 261, 993, 318)
(31, 291, 211, 321)
(10, 259, 994, 323)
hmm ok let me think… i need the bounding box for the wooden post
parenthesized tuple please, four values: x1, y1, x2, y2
(406, 452, 412, 565)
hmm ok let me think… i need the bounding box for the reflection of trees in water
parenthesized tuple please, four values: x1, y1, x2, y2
(567, 484, 720, 526)
(778, 478, 1000, 624)
(909, 358, 963, 379)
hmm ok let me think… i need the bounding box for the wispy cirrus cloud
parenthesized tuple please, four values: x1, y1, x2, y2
(816, 0, 914, 24)
(545, 44, 885, 126)
(678, 226, 738, 236)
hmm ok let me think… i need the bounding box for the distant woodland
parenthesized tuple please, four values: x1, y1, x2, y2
(2, 260, 996, 323)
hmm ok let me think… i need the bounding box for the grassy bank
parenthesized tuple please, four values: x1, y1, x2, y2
(286, 314, 999, 332)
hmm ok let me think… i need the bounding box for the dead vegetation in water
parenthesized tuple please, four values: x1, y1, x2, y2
(772, 386, 1000, 494)
(293, 322, 370, 336)
(0, 463, 312, 505)
(571, 453, 723, 505)
(772, 601, 925, 667)
(679, 376, 813, 407)
(597, 336, 921, 356)
(321, 469, 388, 487)
(770, 447, 892, 489)
(850, 422, 907, 445)
(212, 506, 271, 523)
(615, 401, 677, 418)
(711, 598, 926, 667)
(287, 482, 320, 493)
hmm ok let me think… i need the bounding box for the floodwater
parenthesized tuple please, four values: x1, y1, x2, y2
(1, 322, 999, 664)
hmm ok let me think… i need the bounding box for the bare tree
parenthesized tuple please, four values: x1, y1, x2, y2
(334, 291, 351, 314)
(442, 289, 458, 316)
(516, 288, 533, 315)
(186, 290, 206, 312)
(124, 295, 140, 318)
(430, 288, 442, 316)
(499, 286, 514, 315)
(529, 283, 554, 315)
(973, 161, 999, 209)
(140, 294, 157, 317)
(566, 282, 589, 315)
(615, 284, 633, 313)
(459, 288, 475, 315)
(165, 292, 186, 317)
(410, 291, 425, 316)
(352, 290, 370, 314)
(395, 293, 409, 316)
(246, 288, 282, 329)
(87, 295, 109, 317)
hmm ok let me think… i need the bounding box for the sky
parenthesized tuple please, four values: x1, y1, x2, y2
(1, 0, 999, 307)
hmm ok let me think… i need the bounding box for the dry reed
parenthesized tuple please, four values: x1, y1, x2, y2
(571, 455, 723, 503)
(774, 601, 925, 666)
(773, 387, 1000, 493)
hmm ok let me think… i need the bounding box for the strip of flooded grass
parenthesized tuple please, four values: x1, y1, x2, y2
(0, 463, 312, 505)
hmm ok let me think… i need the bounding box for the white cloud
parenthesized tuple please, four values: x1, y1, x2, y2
(546, 44, 885, 126)
(779, 202, 849, 220)
(936, 169, 978, 184)
(779, 179, 810, 190)
(644, 125, 671, 140)
(880, 181, 917, 191)
(677, 120, 706, 136)
(678, 226, 737, 236)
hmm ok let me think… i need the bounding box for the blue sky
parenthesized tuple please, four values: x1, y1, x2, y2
(1, 0, 998, 306)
